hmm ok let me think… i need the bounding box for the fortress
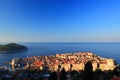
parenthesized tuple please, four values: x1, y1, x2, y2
(11, 52, 116, 71)
(52, 52, 116, 71)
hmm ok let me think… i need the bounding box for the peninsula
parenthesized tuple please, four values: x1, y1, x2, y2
(0, 43, 27, 52)
(11, 52, 116, 71)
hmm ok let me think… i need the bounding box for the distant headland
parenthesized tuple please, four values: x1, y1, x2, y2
(0, 43, 27, 53)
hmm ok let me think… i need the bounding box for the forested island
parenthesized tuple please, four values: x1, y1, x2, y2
(0, 43, 27, 52)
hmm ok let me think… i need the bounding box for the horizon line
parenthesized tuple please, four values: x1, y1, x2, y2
(1, 41, 120, 43)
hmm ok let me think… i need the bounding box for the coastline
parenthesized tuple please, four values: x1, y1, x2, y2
(0, 42, 120, 67)
(10, 52, 116, 71)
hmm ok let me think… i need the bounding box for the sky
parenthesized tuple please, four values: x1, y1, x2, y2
(0, 0, 120, 42)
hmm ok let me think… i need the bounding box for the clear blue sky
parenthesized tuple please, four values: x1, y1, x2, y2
(0, 0, 120, 42)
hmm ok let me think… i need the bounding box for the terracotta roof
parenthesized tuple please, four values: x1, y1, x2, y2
(34, 61, 43, 66)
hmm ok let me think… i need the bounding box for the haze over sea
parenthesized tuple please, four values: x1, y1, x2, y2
(0, 42, 120, 66)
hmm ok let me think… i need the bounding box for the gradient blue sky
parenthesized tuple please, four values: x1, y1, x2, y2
(0, 0, 120, 42)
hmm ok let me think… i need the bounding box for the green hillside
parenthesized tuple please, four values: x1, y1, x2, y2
(0, 43, 27, 52)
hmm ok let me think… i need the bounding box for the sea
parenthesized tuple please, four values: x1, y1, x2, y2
(0, 42, 120, 67)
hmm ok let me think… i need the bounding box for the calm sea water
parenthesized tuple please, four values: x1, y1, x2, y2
(0, 42, 120, 66)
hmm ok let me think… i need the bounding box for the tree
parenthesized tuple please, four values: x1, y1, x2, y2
(94, 68, 104, 80)
(83, 61, 94, 80)
(113, 65, 120, 77)
(49, 71, 57, 80)
(60, 68, 67, 80)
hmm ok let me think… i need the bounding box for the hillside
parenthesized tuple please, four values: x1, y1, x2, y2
(0, 43, 27, 52)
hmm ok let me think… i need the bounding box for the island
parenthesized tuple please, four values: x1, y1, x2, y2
(0, 43, 27, 52)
